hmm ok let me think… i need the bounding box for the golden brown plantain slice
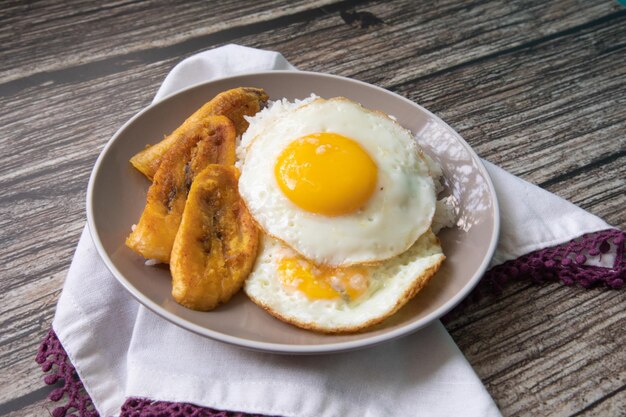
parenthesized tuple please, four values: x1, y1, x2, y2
(130, 87, 268, 180)
(125, 116, 236, 263)
(170, 165, 258, 311)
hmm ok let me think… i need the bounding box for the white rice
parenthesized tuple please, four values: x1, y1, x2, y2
(422, 153, 458, 232)
(432, 195, 457, 234)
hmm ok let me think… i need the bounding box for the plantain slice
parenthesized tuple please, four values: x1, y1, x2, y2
(125, 116, 236, 263)
(170, 165, 259, 311)
(130, 87, 268, 180)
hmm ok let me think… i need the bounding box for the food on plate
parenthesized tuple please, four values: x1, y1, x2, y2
(170, 165, 258, 311)
(126, 87, 455, 333)
(130, 87, 268, 180)
(238, 97, 437, 267)
(125, 115, 236, 263)
(236, 95, 451, 332)
(245, 230, 444, 333)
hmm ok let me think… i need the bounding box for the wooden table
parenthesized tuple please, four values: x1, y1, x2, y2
(1, 1, 624, 415)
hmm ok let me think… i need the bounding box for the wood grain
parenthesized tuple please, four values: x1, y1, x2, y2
(0, 0, 342, 82)
(4, 397, 58, 417)
(444, 276, 626, 415)
(0, 0, 624, 415)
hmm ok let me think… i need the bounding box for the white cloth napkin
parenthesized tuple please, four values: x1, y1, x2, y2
(52, 44, 612, 417)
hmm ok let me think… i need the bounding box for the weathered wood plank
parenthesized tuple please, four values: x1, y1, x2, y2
(547, 154, 625, 229)
(4, 395, 59, 417)
(444, 282, 626, 416)
(1, 0, 621, 93)
(261, 0, 623, 86)
(576, 387, 626, 417)
(0, 271, 63, 404)
(0, 0, 343, 82)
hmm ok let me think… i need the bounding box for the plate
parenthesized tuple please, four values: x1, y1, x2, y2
(87, 71, 499, 354)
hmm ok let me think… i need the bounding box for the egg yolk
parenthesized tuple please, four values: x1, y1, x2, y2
(274, 133, 378, 216)
(278, 256, 369, 301)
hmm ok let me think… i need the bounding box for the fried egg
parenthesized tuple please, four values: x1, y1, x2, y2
(238, 97, 437, 267)
(244, 229, 445, 333)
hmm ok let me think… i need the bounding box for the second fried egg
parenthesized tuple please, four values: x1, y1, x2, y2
(244, 230, 445, 333)
(238, 97, 436, 266)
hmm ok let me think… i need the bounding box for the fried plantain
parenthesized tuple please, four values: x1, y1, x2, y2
(130, 87, 268, 180)
(170, 165, 259, 311)
(125, 116, 236, 263)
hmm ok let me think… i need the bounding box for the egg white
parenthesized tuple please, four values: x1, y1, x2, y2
(244, 229, 445, 333)
(238, 97, 437, 267)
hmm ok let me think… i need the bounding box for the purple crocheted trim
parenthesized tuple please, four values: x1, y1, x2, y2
(121, 398, 278, 417)
(37, 229, 624, 417)
(485, 228, 625, 291)
(36, 329, 98, 417)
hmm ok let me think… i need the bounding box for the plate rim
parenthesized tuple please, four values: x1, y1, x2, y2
(86, 70, 500, 354)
